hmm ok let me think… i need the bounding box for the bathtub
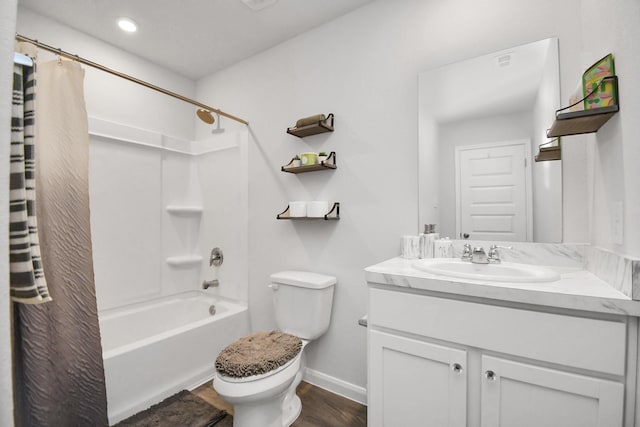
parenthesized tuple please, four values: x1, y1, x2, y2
(99, 291, 249, 424)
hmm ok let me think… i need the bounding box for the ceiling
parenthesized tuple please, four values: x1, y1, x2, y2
(18, 0, 372, 80)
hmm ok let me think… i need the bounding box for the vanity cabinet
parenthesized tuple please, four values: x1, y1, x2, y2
(369, 330, 467, 427)
(480, 355, 623, 427)
(367, 286, 632, 427)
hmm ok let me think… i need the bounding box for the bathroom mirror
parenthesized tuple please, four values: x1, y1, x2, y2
(418, 38, 562, 243)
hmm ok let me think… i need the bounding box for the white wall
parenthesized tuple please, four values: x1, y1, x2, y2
(195, 0, 587, 395)
(438, 112, 534, 240)
(0, 1, 18, 424)
(580, 0, 640, 258)
(531, 39, 562, 243)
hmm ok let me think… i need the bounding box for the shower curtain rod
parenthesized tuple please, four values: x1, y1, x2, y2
(15, 33, 248, 125)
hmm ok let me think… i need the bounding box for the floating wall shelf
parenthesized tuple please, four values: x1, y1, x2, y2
(286, 113, 334, 138)
(547, 76, 619, 137)
(547, 105, 619, 137)
(281, 151, 337, 174)
(535, 146, 562, 162)
(277, 202, 340, 220)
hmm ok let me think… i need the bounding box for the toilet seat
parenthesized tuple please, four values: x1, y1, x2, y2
(213, 351, 302, 402)
(213, 340, 309, 402)
(216, 331, 302, 379)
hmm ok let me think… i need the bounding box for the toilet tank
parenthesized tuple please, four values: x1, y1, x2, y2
(270, 271, 336, 340)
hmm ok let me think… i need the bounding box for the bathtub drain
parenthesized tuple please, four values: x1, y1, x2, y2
(209, 305, 216, 316)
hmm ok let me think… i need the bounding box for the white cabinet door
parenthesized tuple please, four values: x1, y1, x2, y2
(368, 330, 467, 427)
(480, 355, 624, 427)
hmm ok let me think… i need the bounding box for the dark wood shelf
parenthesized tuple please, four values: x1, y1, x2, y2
(277, 202, 340, 220)
(535, 146, 561, 162)
(286, 113, 334, 138)
(282, 152, 337, 173)
(547, 105, 619, 137)
(547, 76, 619, 137)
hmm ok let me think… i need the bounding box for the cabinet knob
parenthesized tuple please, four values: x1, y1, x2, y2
(451, 363, 463, 374)
(484, 370, 497, 381)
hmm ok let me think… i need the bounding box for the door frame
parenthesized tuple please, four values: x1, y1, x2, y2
(454, 139, 533, 241)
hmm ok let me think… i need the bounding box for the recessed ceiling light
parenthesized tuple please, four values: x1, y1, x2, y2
(240, 0, 278, 11)
(117, 18, 137, 33)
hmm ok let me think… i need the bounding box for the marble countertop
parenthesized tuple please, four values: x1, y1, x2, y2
(365, 257, 640, 316)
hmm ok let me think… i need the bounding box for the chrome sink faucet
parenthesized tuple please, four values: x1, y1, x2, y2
(461, 244, 473, 262)
(487, 244, 513, 264)
(471, 246, 489, 264)
(461, 243, 513, 264)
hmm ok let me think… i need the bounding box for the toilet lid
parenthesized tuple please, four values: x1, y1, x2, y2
(215, 330, 302, 378)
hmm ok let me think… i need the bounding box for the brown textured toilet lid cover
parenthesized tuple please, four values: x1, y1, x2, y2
(215, 330, 302, 378)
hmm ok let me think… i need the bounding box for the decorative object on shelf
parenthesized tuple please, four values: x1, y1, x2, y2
(281, 151, 337, 174)
(535, 138, 562, 162)
(306, 201, 330, 218)
(288, 201, 307, 217)
(582, 54, 616, 110)
(286, 113, 334, 138)
(547, 75, 619, 137)
(300, 152, 318, 166)
(277, 202, 340, 220)
(292, 155, 301, 167)
(318, 152, 328, 163)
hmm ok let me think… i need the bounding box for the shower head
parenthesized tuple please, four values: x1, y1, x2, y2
(196, 108, 215, 124)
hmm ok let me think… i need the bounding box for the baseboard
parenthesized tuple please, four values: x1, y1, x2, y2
(303, 368, 367, 405)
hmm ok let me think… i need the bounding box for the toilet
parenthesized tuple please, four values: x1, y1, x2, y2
(213, 271, 336, 427)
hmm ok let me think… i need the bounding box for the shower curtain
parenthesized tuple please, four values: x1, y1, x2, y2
(12, 59, 108, 426)
(9, 62, 50, 303)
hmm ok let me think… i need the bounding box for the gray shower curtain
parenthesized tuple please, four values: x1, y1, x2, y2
(12, 59, 108, 426)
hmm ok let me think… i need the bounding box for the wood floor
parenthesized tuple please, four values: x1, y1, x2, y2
(193, 380, 367, 427)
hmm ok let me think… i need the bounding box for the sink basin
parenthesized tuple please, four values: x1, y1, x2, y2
(412, 258, 560, 283)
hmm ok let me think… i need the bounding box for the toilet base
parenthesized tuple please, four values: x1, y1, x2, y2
(233, 392, 287, 427)
(282, 392, 301, 426)
(282, 350, 305, 426)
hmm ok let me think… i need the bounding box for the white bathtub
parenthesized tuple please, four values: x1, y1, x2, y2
(99, 291, 249, 424)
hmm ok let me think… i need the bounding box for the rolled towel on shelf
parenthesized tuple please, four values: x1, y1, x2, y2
(296, 114, 326, 128)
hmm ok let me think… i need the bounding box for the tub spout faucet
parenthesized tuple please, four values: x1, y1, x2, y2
(202, 279, 219, 289)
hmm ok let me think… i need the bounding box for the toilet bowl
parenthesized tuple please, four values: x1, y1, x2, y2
(213, 341, 308, 427)
(213, 271, 336, 427)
